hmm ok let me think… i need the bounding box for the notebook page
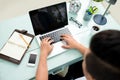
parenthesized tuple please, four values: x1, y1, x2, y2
(0, 31, 33, 60)
(8, 32, 32, 48)
(0, 42, 26, 60)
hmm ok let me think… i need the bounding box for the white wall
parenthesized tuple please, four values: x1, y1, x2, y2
(0, 0, 68, 22)
(0, 0, 120, 25)
(102, 0, 120, 24)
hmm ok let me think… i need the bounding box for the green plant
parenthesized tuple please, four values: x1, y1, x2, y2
(93, 0, 104, 2)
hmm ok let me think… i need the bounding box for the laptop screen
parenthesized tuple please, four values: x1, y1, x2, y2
(29, 2, 68, 35)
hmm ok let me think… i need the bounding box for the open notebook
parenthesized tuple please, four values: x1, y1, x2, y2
(0, 29, 34, 64)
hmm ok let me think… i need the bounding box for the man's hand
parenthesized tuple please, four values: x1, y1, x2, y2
(61, 34, 80, 49)
(61, 34, 88, 54)
(40, 37, 54, 58)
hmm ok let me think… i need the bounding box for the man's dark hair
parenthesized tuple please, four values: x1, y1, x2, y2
(86, 30, 120, 80)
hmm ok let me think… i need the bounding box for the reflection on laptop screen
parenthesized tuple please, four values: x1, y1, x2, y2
(29, 2, 68, 35)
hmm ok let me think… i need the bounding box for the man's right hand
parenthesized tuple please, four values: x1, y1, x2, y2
(61, 34, 80, 49)
(61, 34, 88, 55)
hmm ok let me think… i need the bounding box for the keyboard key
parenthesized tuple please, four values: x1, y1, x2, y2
(39, 28, 71, 43)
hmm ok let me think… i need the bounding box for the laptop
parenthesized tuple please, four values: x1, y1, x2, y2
(29, 2, 73, 58)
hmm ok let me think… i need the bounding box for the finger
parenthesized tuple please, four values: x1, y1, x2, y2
(61, 36, 69, 42)
(41, 38, 45, 43)
(61, 34, 72, 39)
(44, 37, 51, 41)
(61, 34, 68, 37)
(62, 45, 70, 49)
(48, 39, 54, 44)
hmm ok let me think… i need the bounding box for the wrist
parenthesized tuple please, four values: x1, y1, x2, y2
(40, 52, 48, 59)
(39, 53, 48, 66)
(75, 44, 81, 50)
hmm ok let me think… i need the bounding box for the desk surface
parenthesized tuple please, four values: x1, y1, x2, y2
(0, 0, 120, 80)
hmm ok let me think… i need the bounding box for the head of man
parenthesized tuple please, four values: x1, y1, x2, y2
(82, 30, 120, 80)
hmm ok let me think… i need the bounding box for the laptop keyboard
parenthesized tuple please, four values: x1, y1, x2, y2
(39, 28, 71, 43)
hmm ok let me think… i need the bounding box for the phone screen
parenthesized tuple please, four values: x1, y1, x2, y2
(28, 54, 37, 64)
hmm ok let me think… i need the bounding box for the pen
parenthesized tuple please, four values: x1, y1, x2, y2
(19, 34, 30, 47)
(88, 6, 98, 14)
(8, 41, 26, 48)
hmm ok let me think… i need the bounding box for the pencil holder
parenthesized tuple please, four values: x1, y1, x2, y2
(83, 10, 92, 21)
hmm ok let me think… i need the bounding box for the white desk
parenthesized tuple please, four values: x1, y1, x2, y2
(0, 0, 120, 80)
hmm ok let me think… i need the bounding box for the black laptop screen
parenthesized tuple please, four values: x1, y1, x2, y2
(29, 2, 68, 35)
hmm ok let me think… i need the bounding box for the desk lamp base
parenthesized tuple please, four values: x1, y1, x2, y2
(93, 14, 107, 25)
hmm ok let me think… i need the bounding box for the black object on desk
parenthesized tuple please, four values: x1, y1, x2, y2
(69, 17, 82, 28)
